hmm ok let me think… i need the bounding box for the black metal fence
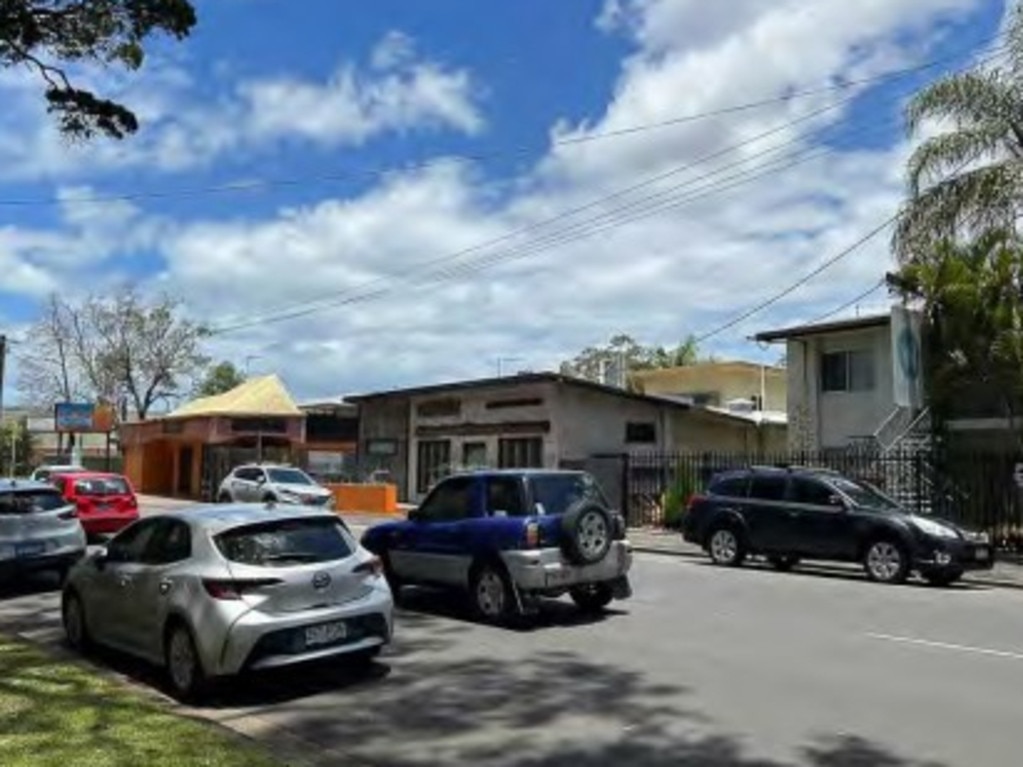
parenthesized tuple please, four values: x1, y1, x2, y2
(585, 449, 1023, 553)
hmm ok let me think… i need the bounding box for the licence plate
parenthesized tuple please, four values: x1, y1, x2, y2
(304, 621, 347, 648)
(15, 542, 46, 559)
(975, 547, 990, 561)
(95, 503, 110, 511)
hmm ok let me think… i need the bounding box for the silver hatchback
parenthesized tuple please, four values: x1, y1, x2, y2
(0, 479, 86, 583)
(61, 504, 393, 700)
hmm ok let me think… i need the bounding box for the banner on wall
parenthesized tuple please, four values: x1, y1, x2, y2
(891, 306, 924, 409)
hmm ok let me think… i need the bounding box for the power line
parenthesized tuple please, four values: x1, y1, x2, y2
(0, 42, 1005, 209)
(809, 279, 888, 324)
(694, 215, 899, 344)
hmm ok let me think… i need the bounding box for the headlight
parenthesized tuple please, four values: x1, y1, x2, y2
(912, 517, 959, 540)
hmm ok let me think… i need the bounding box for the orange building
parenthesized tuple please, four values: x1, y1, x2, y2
(120, 375, 308, 500)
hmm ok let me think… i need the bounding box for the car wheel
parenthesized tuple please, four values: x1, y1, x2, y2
(469, 563, 515, 624)
(165, 624, 206, 702)
(767, 555, 799, 572)
(924, 569, 964, 588)
(570, 582, 614, 613)
(217, 492, 232, 503)
(863, 539, 909, 584)
(62, 590, 91, 652)
(708, 525, 746, 567)
(561, 501, 613, 565)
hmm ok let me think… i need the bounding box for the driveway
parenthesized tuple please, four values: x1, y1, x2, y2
(2, 549, 1023, 766)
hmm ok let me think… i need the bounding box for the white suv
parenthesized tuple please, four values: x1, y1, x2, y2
(0, 479, 86, 583)
(217, 464, 335, 508)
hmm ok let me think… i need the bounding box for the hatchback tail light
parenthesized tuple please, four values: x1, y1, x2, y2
(202, 578, 283, 600)
(354, 556, 383, 577)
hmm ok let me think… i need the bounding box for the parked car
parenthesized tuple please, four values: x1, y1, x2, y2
(683, 465, 994, 586)
(360, 469, 633, 623)
(217, 464, 334, 508)
(0, 479, 86, 583)
(30, 464, 85, 483)
(61, 505, 393, 700)
(51, 472, 140, 539)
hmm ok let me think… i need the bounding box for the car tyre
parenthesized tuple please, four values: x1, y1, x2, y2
(863, 539, 910, 584)
(561, 501, 613, 565)
(62, 590, 91, 652)
(570, 582, 614, 613)
(767, 555, 799, 572)
(217, 492, 232, 503)
(469, 562, 515, 624)
(707, 525, 746, 567)
(165, 623, 206, 702)
(924, 569, 964, 588)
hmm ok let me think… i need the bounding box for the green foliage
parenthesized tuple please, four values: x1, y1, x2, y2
(0, 1, 197, 140)
(560, 333, 706, 382)
(662, 468, 700, 530)
(894, 4, 1023, 262)
(196, 361, 246, 397)
(888, 230, 1023, 429)
(0, 420, 35, 477)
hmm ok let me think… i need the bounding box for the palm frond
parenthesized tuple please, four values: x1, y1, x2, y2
(905, 70, 1018, 136)
(905, 125, 1012, 196)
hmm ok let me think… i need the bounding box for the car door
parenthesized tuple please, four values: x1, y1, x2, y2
(117, 518, 194, 661)
(231, 468, 259, 501)
(787, 476, 858, 559)
(83, 519, 162, 652)
(743, 473, 796, 552)
(390, 476, 477, 586)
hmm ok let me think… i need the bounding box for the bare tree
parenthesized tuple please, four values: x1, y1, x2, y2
(17, 290, 210, 421)
(16, 295, 87, 409)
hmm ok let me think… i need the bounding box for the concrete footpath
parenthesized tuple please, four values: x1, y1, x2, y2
(628, 526, 1023, 591)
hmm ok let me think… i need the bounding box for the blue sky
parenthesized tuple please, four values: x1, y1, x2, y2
(0, 0, 1008, 403)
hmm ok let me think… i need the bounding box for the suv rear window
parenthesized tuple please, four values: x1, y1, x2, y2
(709, 475, 748, 498)
(215, 517, 353, 567)
(531, 473, 609, 516)
(0, 490, 68, 515)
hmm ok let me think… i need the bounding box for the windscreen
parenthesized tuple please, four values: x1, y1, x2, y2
(267, 468, 314, 485)
(215, 517, 353, 567)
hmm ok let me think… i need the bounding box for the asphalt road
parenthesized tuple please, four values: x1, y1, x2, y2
(2, 533, 1023, 767)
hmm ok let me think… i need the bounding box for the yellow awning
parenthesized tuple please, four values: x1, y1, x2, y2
(167, 375, 303, 419)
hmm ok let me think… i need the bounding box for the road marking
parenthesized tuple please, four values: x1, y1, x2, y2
(867, 633, 1023, 661)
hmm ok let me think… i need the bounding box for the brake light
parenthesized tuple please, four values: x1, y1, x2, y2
(353, 556, 383, 577)
(202, 578, 282, 600)
(686, 494, 705, 510)
(524, 522, 540, 548)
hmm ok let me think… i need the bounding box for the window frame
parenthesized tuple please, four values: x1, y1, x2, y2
(484, 476, 527, 517)
(417, 475, 476, 523)
(708, 474, 749, 499)
(497, 437, 544, 469)
(624, 422, 657, 445)
(788, 476, 836, 508)
(821, 349, 876, 393)
(748, 473, 789, 502)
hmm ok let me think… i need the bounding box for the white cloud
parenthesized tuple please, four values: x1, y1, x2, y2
(0, 31, 483, 180)
(1, 0, 997, 400)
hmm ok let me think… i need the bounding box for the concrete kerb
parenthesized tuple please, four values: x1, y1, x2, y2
(627, 536, 1023, 592)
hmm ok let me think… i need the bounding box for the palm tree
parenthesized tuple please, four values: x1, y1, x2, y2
(894, 5, 1023, 263)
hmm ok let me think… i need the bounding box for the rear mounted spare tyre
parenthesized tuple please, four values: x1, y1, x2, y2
(561, 501, 613, 565)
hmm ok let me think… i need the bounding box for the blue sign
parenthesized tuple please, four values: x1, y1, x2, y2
(54, 402, 95, 432)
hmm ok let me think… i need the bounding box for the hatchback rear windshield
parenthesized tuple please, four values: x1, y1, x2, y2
(0, 490, 68, 515)
(531, 473, 610, 516)
(214, 517, 353, 567)
(74, 477, 130, 496)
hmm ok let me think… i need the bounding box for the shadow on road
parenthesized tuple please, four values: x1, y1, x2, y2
(695, 560, 988, 591)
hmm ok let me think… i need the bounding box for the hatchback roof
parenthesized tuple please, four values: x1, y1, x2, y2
(163, 502, 337, 533)
(0, 478, 59, 492)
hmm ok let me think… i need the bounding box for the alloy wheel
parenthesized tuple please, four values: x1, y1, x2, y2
(168, 629, 198, 695)
(867, 541, 904, 582)
(475, 569, 507, 618)
(578, 511, 609, 560)
(710, 529, 739, 564)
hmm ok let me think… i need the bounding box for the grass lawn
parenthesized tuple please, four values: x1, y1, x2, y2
(0, 634, 285, 767)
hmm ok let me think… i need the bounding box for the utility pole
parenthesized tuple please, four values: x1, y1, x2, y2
(0, 334, 6, 432)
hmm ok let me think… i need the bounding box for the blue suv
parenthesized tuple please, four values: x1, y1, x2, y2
(360, 470, 633, 623)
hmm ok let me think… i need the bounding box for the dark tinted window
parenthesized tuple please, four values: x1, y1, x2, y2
(531, 473, 609, 516)
(418, 477, 474, 522)
(749, 474, 787, 501)
(143, 520, 193, 565)
(0, 490, 68, 515)
(790, 477, 834, 506)
(267, 468, 313, 485)
(709, 475, 748, 498)
(830, 477, 899, 510)
(108, 520, 161, 564)
(215, 517, 353, 566)
(486, 477, 526, 517)
(625, 422, 657, 444)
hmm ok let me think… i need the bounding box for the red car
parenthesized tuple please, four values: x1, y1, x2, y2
(52, 472, 139, 538)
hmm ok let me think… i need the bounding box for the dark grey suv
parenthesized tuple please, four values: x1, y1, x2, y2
(682, 466, 993, 586)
